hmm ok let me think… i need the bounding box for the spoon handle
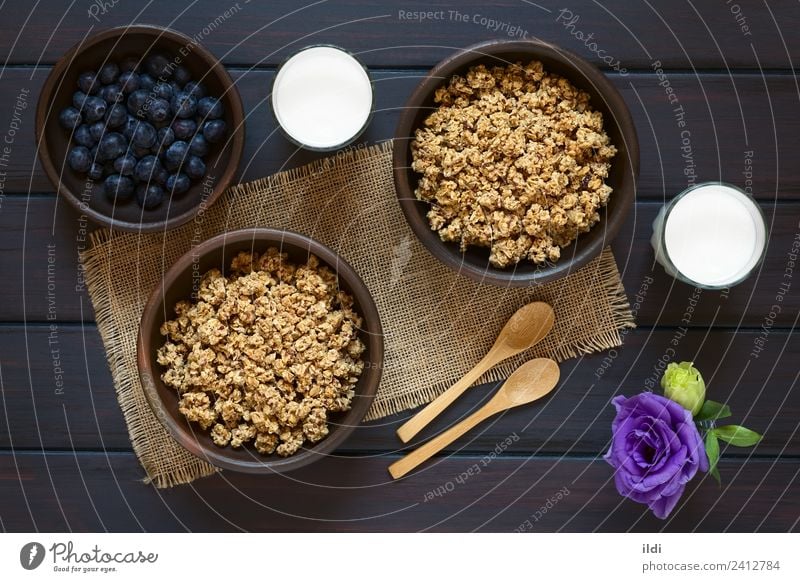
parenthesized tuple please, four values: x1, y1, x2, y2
(389, 402, 501, 479)
(396, 349, 505, 443)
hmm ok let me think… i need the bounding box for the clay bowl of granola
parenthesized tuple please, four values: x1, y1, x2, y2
(394, 39, 639, 286)
(137, 228, 383, 474)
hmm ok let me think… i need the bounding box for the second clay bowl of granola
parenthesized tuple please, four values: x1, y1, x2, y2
(394, 39, 639, 286)
(137, 228, 383, 474)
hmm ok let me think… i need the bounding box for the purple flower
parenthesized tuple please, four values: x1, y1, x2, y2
(604, 392, 708, 519)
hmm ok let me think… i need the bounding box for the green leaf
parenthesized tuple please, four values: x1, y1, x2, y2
(713, 425, 763, 447)
(705, 431, 721, 485)
(695, 399, 732, 421)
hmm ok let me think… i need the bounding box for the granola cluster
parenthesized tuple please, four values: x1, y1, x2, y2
(156, 248, 366, 457)
(411, 60, 617, 268)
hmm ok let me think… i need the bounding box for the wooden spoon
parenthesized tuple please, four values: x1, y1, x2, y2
(396, 301, 555, 443)
(388, 358, 560, 479)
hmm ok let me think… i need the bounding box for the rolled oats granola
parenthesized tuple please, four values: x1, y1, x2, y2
(156, 248, 366, 457)
(411, 60, 617, 268)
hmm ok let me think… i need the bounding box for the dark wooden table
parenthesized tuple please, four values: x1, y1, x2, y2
(1, 0, 799, 532)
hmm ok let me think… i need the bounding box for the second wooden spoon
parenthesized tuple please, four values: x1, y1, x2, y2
(396, 301, 555, 443)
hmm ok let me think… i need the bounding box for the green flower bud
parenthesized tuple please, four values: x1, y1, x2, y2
(661, 361, 706, 416)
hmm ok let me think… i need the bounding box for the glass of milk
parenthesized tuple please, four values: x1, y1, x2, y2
(651, 182, 768, 289)
(271, 45, 374, 151)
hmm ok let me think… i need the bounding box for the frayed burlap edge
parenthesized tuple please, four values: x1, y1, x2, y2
(83, 230, 218, 487)
(229, 140, 396, 196)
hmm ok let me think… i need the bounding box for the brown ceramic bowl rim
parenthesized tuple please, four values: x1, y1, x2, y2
(35, 23, 245, 232)
(137, 228, 384, 474)
(393, 38, 640, 286)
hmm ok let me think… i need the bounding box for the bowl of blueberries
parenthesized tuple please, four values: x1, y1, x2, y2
(36, 24, 245, 231)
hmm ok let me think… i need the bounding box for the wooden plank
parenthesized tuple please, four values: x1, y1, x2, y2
(0, 321, 127, 451)
(2, 68, 799, 198)
(1, 1, 797, 69)
(0, 451, 796, 532)
(2, 325, 797, 456)
(1, 196, 798, 327)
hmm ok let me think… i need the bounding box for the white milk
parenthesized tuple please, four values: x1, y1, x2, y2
(651, 183, 767, 288)
(271, 46, 373, 150)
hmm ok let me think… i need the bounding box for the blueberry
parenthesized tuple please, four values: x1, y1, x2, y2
(166, 172, 191, 195)
(170, 91, 196, 119)
(131, 144, 151, 158)
(105, 103, 128, 128)
(154, 166, 169, 185)
(89, 145, 99, 163)
(185, 155, 206, 180)
(136, 183, 164, 209)
(173, 65, 191, 86)
(73, 124, 95, 147)
(104, 174, 135, 202)
(97, 132, 128, 161)
(144, 53, 172, 80)
(98, 62, 119, 84)
(59, 107, 82, 130)
(72, 91, 89, 110)
(132, 122, 157, 148)
(197, 97, 223, 119)
(87, 162, 105, 180)
(100, 83, 124, 104)
(183, 81, 206, 98)
(118, 71, 140, 94)
(157, 126, 175, 149)
(146, 98, 171, 124)
(120, 116, 138, 140)
(153, 82, 173, 100)
(127, 90, 149, 117)
(134, 155, 163, 183)
(120, 57, 139, 73)
(67, 146, 92, 173)
(83, 96, 107, 122)
(171, 118, 196, 140)
(89, 121, 106, 142)
(164, 141, 189, 170)
(113, 153, 138, 176)
(188, 133, 209, 157)
(138, 73, 156, 91)
(77, 71, 99, 95)
(202, 119, 227, 143)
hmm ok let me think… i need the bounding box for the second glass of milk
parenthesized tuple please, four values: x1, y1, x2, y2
(651, 182, 768, 289)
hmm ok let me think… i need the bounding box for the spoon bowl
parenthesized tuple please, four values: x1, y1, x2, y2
(490, 358, 561, 408)
(500, 302, 557, 352)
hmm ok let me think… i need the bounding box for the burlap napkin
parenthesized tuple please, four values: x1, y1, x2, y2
(81, 140, 634, 488)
